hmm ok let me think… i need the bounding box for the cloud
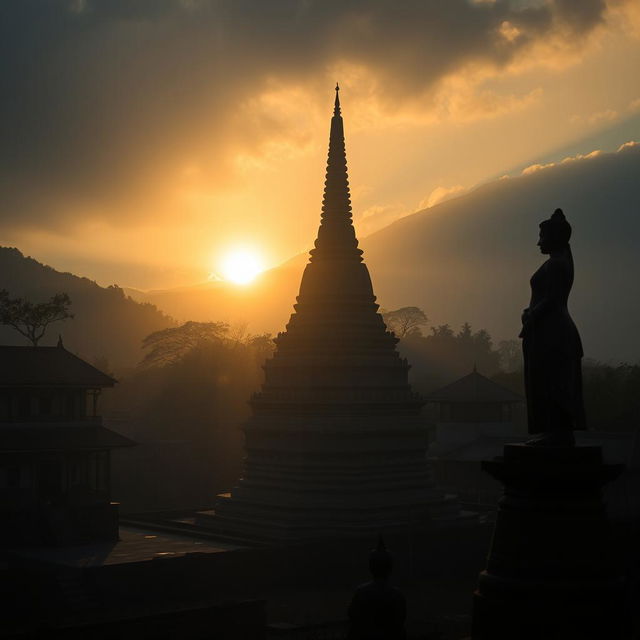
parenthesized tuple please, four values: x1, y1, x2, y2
(521, 162, 556, 175)
(357, 203, 409, 236)
(436, 83, 543, 123)
(363, 140, 640, 237)
(420, 185, 468, 209)
(617, 140, 639, 152)
(0, 0, 632, 234)
(521, 149, 605, 175)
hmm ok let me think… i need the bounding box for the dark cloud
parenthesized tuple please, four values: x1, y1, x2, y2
(554, 0, 606, 34)
(0, 0, 619, 229)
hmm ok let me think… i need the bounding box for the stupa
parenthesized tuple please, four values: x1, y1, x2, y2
(201, 86, 452, 542)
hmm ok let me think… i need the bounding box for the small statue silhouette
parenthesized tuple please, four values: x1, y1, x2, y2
(519, 208, 586, 445)
(347, 537, 407, 640)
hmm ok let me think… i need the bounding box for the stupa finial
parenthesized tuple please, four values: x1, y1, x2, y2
(308, 84, 362, 263)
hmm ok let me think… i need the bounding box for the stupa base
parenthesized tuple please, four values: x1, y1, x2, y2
(196, 490, 464, 544)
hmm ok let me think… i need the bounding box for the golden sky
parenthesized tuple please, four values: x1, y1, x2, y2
(1, 0, 639, 289)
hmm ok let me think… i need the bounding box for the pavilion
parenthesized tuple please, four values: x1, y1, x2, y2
(0, 342, 134, 546)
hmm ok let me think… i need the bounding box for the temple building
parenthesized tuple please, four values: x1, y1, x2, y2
(426, 366, 524, 431)
(425, 368, 640, 515)
(199, 86, 453, 542)
(0, 342, 134, 546)
(425, 367, 526, 504)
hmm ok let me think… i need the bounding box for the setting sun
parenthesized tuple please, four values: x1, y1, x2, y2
(219, 249, 264, 285)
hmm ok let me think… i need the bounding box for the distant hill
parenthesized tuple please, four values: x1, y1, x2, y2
(125, 253, 308, 332)
(127, 142, 640, 364)
(363, 142, 640, 364)
(0, 248, 173, 370)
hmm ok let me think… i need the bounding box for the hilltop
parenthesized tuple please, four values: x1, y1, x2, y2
(0, 248, 173, 370)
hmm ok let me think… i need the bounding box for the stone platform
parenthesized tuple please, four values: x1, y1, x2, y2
(196, 417, 459, 543)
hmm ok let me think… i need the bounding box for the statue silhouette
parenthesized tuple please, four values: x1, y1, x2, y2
(347, 537, 406, 640)
(519, 208, 586, 445)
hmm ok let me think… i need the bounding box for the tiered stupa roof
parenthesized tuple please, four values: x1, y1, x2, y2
(205, 86, 452, 542)
(255, 84, 420, 416)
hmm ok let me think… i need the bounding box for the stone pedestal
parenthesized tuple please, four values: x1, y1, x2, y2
(472, 444, 627, 639)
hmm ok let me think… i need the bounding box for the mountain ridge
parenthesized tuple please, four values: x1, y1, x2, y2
(3, 141, 638, 365)
(120, 142, 640, 363)
(0, 247, 173, 369)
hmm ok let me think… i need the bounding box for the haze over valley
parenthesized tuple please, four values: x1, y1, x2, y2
(121, 140, 640, 365)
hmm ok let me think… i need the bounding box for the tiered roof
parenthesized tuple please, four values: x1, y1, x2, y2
(254, 85, 420, 415)
(0, 345, 116, 387)
(211, 87, 448, 542)
(426, 368, 523, 404)
(0, 425, 134, 451)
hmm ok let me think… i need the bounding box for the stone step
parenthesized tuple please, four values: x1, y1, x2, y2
(119, 517, 266, 547)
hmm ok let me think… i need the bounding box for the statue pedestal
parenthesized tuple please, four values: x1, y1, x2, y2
(472, 444, 627, 639)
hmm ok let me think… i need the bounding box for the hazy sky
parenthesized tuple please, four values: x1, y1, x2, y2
(1, 0, 639, 289)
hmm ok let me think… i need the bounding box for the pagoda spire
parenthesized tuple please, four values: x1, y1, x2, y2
(206, 82, 446, 545)
(310, 84, 362, 263)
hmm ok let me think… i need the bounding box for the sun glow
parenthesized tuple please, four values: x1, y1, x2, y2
(219, 248, 265, 285)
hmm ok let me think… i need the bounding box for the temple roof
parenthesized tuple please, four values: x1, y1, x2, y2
(0, 345, 116, 388)
(426, 369, 523, 404)
(0, 425, 134, 451)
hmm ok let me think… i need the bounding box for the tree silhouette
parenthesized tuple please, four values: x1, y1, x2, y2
(382, 306, 428, 338)
(497, 339, 522, 373)
(395, 321, 502, 390)
(429, 324, 455, 340)
(246, 333, 276, 364)
(140, 320, 230, 368)
(0, 290, 73, 346)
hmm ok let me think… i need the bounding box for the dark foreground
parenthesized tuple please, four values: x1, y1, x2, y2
(1, 516, 638, 639)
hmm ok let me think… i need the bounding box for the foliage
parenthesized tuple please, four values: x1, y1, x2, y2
(398, 322, 501, 392)
(0, 289, 73, 346)
(497, 339, 523, 373)
(140, 320, 276, 369)
(491, 361, 640, 432)
(0, 247, 172, 366)
(582, 361, 640, 431)
(140, 320, 230, 367)
(382, 306, 429, 338)
(246, 332, 277, 364)
(106, 325, 275, 510)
